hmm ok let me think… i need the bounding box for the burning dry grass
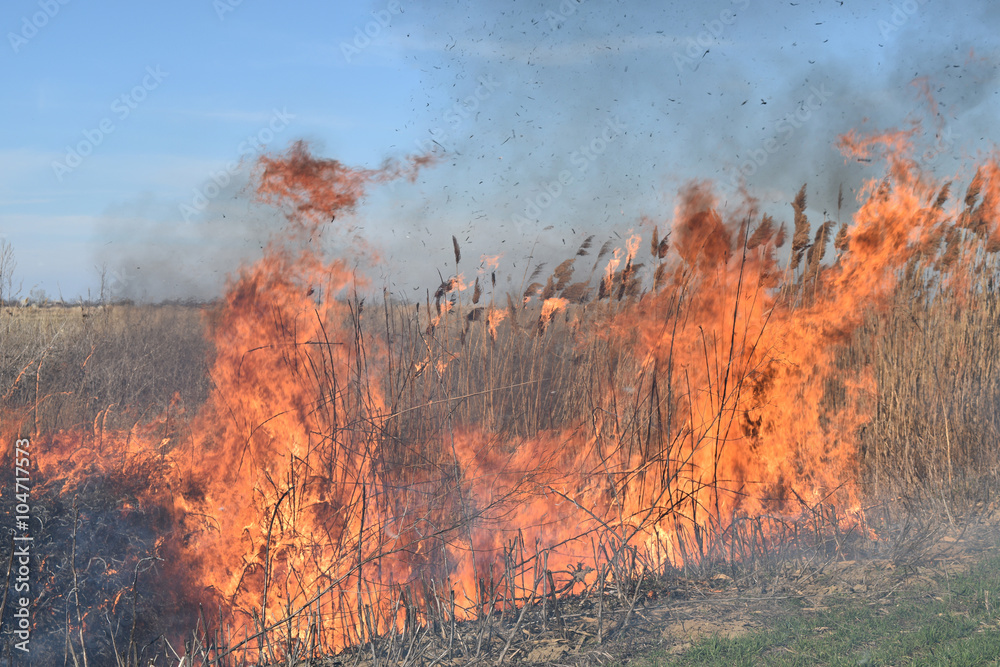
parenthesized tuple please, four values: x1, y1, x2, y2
(1, 131, 1000, 666)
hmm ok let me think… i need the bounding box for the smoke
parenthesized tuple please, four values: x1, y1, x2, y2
(92, 0, 1000, 302)
(364, 0, 999, 295)
(94, 171, 285, 302)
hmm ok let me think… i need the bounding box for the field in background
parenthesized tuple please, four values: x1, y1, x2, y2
(0, 302, 211, 435)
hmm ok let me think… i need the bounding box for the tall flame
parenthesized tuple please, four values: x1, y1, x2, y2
(10, 128, 1000, 661)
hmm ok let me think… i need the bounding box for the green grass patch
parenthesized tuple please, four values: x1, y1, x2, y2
(634, 553, 1000, 666)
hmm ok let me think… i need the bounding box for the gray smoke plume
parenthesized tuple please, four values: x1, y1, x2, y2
(94, 0, 1000, 301)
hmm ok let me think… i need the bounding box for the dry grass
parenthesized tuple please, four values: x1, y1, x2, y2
(854, 259, 1000, 514)
(0, 303, 211, 434)
(2, 173, 1000, 665)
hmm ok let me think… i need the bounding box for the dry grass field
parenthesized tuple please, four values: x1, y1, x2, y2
(2, 135, 1000, 666)
(0, 303, 211, 435)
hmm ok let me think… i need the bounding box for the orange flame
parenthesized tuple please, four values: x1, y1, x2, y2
(16, 129, 1000, 661)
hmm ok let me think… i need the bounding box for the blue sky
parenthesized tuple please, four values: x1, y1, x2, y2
(2, 0, 998, 301)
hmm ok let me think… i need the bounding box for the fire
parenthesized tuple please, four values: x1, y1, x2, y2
(480, 253, 503, 270)
(9, 128, 1000, 662)
(537, 297, 568, 334)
